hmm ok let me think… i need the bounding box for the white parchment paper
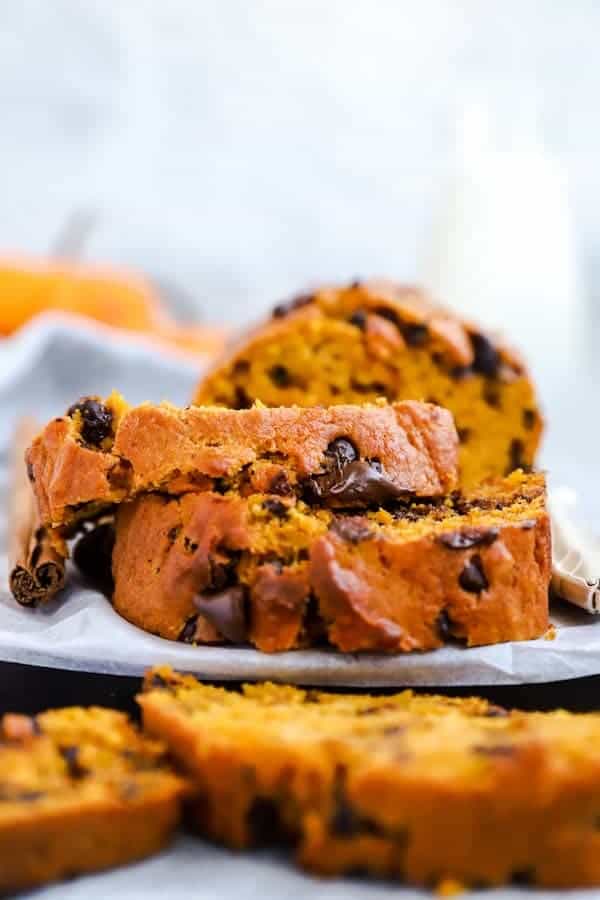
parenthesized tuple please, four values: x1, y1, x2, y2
(0, 316, 599, 688)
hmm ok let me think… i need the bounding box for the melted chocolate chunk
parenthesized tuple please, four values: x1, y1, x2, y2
(268, 364, 294, 388)
(350, 378, 388, 395)
(72, 522, 115, 596)
(438, 528, 499, 550)
(456, 427, 471, 444)
(470, 332, 500, 377)
(348, 309, 367, 330)
(305, 460, 409, 508)
(330, 518, 374, 543)
(459, 555, 489, 593)
(194, 586, 247, 643)
(60, 745, 87, 778)
(523, 408, 537, 430)
(67, 397, 113, 447)
(272, 292, 314, 318)
(207, 553, 240, 592)
(450, 365, 474, 380)
(178, 615, 200, 644)
(325, 437, 358, 468)
(262, 498, 289, 518)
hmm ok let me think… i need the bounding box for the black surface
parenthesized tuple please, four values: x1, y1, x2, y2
(2, 661, 600, 716)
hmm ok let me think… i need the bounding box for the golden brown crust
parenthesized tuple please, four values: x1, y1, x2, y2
(112, 472, 550, 653)
(139, 669, 600, 889)
(27, 396, 459, 529)
(0, 705, 186, 892)
(194, 281, 543, 486)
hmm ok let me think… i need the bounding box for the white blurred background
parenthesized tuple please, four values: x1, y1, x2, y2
(0, 1, 597, 326)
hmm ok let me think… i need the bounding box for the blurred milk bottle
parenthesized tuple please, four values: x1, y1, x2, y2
(424, 103, 582, 375)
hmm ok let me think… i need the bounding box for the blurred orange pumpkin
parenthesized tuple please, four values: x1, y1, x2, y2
(0, 258, 226, 358)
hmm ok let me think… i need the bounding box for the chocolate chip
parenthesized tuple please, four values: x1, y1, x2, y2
(233, 386, 253, 409)
(472, 744, 515, 757)
(167, 525, 181, 542)
(262, 498, 289, 518)
(207, 554, 239, 592)
(246, 797, 292, 846)
(194, 586, 247, 643)
(178, 615, 200, 644)
(459, 555, 489, 593)
(26, 460, 35, 482)
(523, 408, 537, 430)
(268, 364, 294, 388)
(457, 427, 471, 443)
(400, 322, 429, 347)
(436, 609, 453, 641)
(325, 437, 358, 469)
(329, 518, 374, 543)
(349, 279, 362, 289)
(438, 528, 499, 550)
(72, 522, 115, 596)
(470, 333, 500, 377)
(348, 309, 367, 330)
(183, 536, 199, 553)
(107, 458, 133, 490)
(272, 292, 314, 318)
(60, 745, 87, 778)
(507, 438, 531, 473)
(512, 868, 535, 886)
(483, 383, 501, 408)
(67, 397, 113, 447)
(233, 359, 250, 374)
(268, 471, 292, 495)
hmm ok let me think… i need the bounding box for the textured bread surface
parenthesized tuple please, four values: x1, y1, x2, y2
(140, 667, 600, 889)
(113, 470, 550, 653)
(0, 705, 186, 891)
(26, 392, 458, 529)
(194, 281, 543, 486)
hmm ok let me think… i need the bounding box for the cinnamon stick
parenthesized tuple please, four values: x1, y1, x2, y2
(8, 418, 66, 606)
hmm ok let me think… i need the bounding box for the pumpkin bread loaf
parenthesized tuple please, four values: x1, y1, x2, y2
(139, 667, 600, 889)
(0, 705, 186, 892)
(111, 470, 550, 653)
(193, 281, 543, 486)
(25, 392, 458, 531)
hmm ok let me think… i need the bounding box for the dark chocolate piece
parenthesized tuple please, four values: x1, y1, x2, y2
(67, 397, 113, 447)
(523, 408, 537, 430)
(60, 745, 87, 778)
(438, 528, 499, 550)
(178, 615, 200, 644)
(72, 522, 115, 597)
(436, 609, 453, 641)
(194, 586, 247, 643)
(459, 555, 489, 593)
(470, 332, 500, 377)
(268, 364, 294, 388)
